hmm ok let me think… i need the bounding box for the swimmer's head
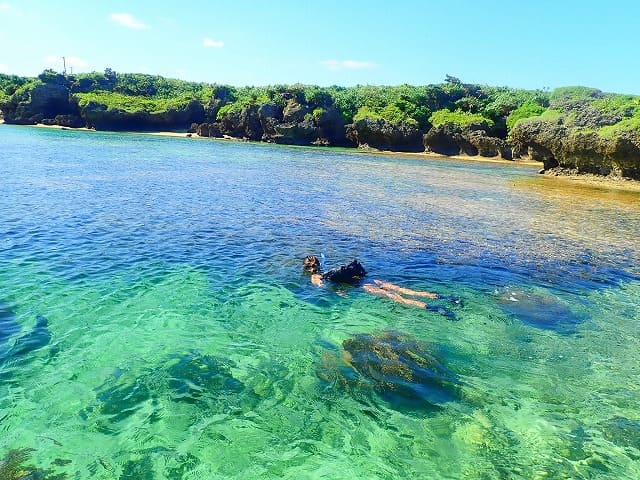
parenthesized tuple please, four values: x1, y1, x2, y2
(303, 255, 321, 274)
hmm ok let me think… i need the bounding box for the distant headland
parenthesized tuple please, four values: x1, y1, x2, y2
(1, 69, 639, 180)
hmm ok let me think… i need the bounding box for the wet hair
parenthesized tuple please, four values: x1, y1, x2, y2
(303, 255, 321, 274)
(321, 259, 367, 285)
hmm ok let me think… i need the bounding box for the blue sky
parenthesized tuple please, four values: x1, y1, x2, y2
(1, 0, 639, 93)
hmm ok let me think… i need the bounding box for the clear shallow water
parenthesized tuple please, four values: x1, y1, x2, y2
(0, 125, 639, 479)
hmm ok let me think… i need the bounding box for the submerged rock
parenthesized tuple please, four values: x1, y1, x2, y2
(0, 302, 21, 354)
(496, 288, 583, 334)
(81, 352, 257, 427)
(1, 313, 53, 378)
(599, 417, 640, 451)
(318, 331, 459, 407)
(0, 448, 66, 480)
(7, 315, 51, 358)
(166, 352, 246, 404)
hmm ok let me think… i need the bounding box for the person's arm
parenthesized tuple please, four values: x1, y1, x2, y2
(311, 274, 324, 287)
(373, 279, 438, 299)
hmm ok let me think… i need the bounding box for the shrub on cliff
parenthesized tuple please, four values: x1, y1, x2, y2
(598, 111, 640, 138)
(429, 109, 494, 128)
(74, 91, 201, 114)
(328, 84, 445, 128)
(214, 85, 291, 121)
(482, 88, 549, 120)
(0, 74, 34, 104)
(112, 73, 213, 100)
(549, 86, 605, 110)
(71, 73, 214, 114)
(506, 103, 548, 130)
(353, 105, 418, 127)
(37, 69, 65, 84)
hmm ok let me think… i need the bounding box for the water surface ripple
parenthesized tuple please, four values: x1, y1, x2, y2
(1, 125, 639, 479)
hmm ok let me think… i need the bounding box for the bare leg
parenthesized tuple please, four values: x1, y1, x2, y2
(363, 284, 427, 309)
(373, 279, 438, 299)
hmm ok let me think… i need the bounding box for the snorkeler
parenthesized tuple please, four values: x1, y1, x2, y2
(303, 255, 443, 310)
(303, 256, 366, 287)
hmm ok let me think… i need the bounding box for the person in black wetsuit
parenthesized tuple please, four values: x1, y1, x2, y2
(303, 255, 441, 310)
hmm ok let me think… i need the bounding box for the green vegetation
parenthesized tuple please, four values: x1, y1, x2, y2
(353, 104, 419, 126)
(71, 71, 214, 113)
(0, 69, 555, 132)
(508, 85, 640, 139)
(3, 68, 639, 178)
(0, 73, 35, 104)
(429, 109, 494, 128)
(549, 86, 604, 109)
(592, 94, 639, 117)
(506, 103, 548, 129)
(214, 86, 275, 120)
(481, 87, 549, 120)
(75, 91, 200, 113)
(2, 68, 640, 143)
(598, 112, 640, 138)
(512, 108, 564, 128)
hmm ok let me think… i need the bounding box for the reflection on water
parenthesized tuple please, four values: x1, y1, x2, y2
(0, 125, 639, 479)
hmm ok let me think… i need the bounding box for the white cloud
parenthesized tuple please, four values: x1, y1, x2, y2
(321, 60, 378, 71)
(0, 2, 11, 11)
(45, 55, 89, 71)
(109, 13, 149, 30)
(0, 64, 8, 73)
(203, 38, 224, 48)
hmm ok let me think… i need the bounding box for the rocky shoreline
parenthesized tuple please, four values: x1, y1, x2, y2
(7, 121, 640, 192)
(2, 71, 639, 181)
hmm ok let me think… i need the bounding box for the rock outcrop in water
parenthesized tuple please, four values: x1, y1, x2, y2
(510, 115, 640, 178)
(2, 71, 639, 179)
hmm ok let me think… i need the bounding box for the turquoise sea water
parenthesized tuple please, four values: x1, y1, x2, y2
(0, 125, 639, 479)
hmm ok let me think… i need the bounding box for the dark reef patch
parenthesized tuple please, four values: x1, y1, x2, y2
(318, 331, 460, 410)
(80, 351, 259, 431)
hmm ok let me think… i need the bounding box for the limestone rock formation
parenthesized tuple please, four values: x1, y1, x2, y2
(346, 117, 423, 152)
(2, 81, 76, 125)
(510, 117, 640, 178)
(80, 99, 204, 131)
(423, 121, 512, 159)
